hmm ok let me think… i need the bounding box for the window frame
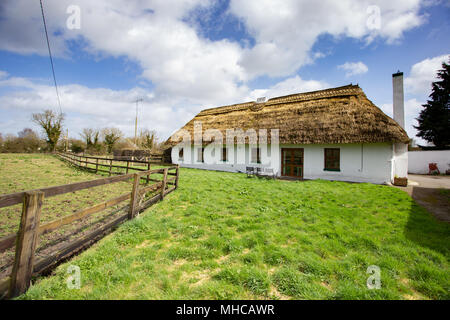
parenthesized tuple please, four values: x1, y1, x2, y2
(324, 148, 340, 172)
(251, 147, 261, 164)
(197, 147, 204, 163)
(178, 148, 184, 162)
(221, 147, 228, 162)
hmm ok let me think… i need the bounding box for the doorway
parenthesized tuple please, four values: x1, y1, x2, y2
(281, 148, 304, 178)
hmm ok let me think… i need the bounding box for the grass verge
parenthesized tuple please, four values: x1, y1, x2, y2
(12, 161, 448, 300)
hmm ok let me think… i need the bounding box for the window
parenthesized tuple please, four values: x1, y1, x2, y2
(178, 148, 184, 161)
(324, 148, 340, 171)
(221, 147, 227, 162)
(197, 147, 204, 162)
(251, 147, 261, 164)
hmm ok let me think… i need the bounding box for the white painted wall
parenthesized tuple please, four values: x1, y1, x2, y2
(278, 143, 393, 184)
(172, 142, 395, 184)
(393, 143, 408, 179)
(172, 144, 280, 174)
(408, 150, 450, 174)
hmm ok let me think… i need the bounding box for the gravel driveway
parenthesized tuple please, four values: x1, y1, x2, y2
(394, 174, 450, 222)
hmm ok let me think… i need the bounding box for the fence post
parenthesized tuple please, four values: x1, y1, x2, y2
(146, 162, 151, 185)
(95, 158, 99, 174)
(128, 173, 140, 219)
(109, 159, 113, 176)
(161, 168, 168, 200)
(8, 191, 44, 298)
(175, 165, 180, 189)
(126, 160, 129, 174)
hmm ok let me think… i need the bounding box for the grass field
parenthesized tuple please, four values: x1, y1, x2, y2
(0, 153, 139, 274)
(1, 154, 443, 300)
(0, 154, 134, 238)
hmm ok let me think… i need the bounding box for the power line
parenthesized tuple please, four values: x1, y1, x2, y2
(40, 0, 62, 114)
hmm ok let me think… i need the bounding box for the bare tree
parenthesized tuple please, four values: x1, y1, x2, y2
(32, 110, 64, 151)
(80, 128, 100, 151)
(102, 128, 123, 154)
(18, 128, 34, 138)
(139, 129, 157, 150)
(80, 128, 99, 148)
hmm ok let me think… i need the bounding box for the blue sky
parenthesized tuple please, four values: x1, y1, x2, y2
(0, 0, 449, 144)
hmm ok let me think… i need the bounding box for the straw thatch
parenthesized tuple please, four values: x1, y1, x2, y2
(167, 85, 409, 146)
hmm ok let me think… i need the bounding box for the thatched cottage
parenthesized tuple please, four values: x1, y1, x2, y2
(167, 74, 409, 184)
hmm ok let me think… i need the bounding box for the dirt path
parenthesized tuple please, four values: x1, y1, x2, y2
(394, 174, 450, 222)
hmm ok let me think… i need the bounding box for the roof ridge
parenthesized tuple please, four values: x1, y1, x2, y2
(267, 84, 359, 102)
(197, 84, 362, 116)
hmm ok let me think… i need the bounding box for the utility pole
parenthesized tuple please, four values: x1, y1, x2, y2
(134, 98, 143, 147)
(65, 128, 69, 152)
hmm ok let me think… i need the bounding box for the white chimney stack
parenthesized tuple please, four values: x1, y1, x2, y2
(392, 71, 405, 129)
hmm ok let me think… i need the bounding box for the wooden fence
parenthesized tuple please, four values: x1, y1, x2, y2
(56, 152, 170, 177)
(0, 160, 179, 299)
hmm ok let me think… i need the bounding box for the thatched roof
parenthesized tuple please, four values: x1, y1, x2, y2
(167, 85, 409, 146)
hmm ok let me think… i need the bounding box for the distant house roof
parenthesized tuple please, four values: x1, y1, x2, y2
(167, 84, 409, 146)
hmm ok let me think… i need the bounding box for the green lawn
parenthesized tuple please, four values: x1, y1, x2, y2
(13, 158, 449, 300)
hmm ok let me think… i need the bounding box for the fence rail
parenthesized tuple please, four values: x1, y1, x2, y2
(0, 155, 179, 299)
(56, 152, 171, 175)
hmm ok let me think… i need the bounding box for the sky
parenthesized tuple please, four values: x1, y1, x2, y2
(0, 0, 449, 145)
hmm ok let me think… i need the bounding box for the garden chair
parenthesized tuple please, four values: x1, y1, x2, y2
(263, 168, 276, 179)
(428, 163, 440, 175)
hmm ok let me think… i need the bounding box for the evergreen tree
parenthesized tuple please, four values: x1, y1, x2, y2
(414, 60, 450, 149)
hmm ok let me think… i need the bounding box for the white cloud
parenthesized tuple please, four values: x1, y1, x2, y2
(405, 54, 450, 96)
(0, 0, 248, 107)
(0, 1, 68, 57)
(0, 0, 427, 89)
(248, 76, 329, 101)
(0, 72, 329, 140)
(337, 62, 369, 77)
(0, 71, 9, 79)
(230, 0, 425, 77)
(380, 98, 424, 143)
(0, 72, 197, 139)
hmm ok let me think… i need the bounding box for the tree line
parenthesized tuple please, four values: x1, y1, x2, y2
(0, 110, 160, 154)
